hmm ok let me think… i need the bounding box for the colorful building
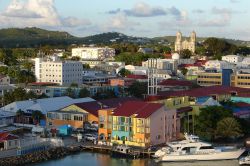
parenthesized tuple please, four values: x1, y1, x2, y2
(47, 101, 101, 128)
(98, 109, 114, 141)
(111, 101, 178, 147)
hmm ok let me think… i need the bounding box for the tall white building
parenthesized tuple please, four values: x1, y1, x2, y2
(35, 56, 83, 86)
(72, 47, 115, 60)
(175, 31, 196, 53)
(142, 59, 178, 72)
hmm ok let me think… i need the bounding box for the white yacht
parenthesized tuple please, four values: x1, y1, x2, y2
(155, 133, 245, 162)
(239, 153, 250, 165)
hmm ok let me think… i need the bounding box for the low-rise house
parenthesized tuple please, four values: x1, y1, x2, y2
(138, 47, 154, 54)
(0, 110, 15, 127)
(47, 101, 103, 128)
(111, 101, 178, 147)
(0, 132, 20, 150)
(158, 79, 195, 92)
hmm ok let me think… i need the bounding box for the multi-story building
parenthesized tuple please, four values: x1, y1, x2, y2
(175, 31, 196, 53)
(111, 101, 178, 147)
(205, 60, 235, 70)
(222, 55, 243, 64)
(72, 47, 115, 60)
(142, 59, 178, 72)
(35, 56, 83, 86)
(197, 69, 250, 88)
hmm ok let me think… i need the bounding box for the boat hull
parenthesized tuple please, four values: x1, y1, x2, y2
(160, 149, 245, 162)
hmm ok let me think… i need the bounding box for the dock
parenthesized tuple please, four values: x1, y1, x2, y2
(79, 144, 155, 158)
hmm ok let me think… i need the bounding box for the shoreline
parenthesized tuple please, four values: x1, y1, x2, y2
(0, 146, 83, 166)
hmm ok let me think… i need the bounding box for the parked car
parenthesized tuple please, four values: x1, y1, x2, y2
(84, 134, 97, 141)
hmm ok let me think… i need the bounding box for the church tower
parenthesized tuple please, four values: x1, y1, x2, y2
(189, 31, 196, 53)
(175, 31, 182, 52)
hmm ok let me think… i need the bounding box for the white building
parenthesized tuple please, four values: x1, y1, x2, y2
(35, 56, 83, 86)
(222, 55, 243, 63)
(242, 57, 250, 65)
(205, 60, 235, 70)
(72, 47, 115, 60)
(142, 59, 178, 72)
(124, 65, 148, 75)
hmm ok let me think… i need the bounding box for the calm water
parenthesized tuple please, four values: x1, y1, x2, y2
(33, 152, 240, 166)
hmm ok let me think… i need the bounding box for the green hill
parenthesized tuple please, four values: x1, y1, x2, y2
(0, 27, 249, 48)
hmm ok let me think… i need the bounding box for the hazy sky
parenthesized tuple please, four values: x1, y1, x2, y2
(0, 0, 249, 40)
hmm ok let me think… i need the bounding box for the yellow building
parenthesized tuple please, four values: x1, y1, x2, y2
(197, 72, 222, 86)
(197, 71, 250, 88)
(47, 102, 100, 128)
(111, 101, 178, 147)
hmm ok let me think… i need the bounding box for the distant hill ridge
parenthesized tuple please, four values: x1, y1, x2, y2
(0, 27, 249, 48)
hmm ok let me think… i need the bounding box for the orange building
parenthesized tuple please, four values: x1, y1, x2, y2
(98, 109, 114, 141)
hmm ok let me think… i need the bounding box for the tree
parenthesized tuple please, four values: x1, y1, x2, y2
(65, 87, 76, 98)
(79, 88, 90, 98)
(82, 64, 90, 69)
(203, 38, 237, 57)
(32, 110, 44, 125)
(13, 87, 27, 101)
(180, 68, 188, 76)
(118, 68, 132, 77)
(93, 89, 117, 100)
(216, 117, 242, 140)
(195, 106, 233, 141)
(127, 81, 147, 98)
(16, 109, 25, 124)
(180, 49, 192, 59)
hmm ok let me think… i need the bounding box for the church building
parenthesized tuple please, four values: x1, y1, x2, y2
(175, 31, 196, 53)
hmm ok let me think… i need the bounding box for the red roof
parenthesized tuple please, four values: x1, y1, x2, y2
(113, 101, 164, 118)
(0, 132, 19, 142)
(147, 86, 250, 101)
(159, 79, 194, 87)
(235, 102, 250, 107)
(75, 101, 107, 117)
(126, 75, 147, 79)
(29, 82, 59, 86)
(98, 97, 142, 108)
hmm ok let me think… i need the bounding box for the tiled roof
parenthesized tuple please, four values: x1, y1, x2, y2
(148, 86, 250, 101)
(158, 79, 194, 87)
(113, 101, 163, 118)
(235, 102, 250, 107)
(0, 132, 19, 141)
(126, 74, 147, 79)
(98, 97, 142, 108)
(75, 101, 105, 117)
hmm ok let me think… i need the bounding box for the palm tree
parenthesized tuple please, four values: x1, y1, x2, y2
(16, 109, 25, 125)
(31, 110, 44, 125)
(216, 117, 243, 139)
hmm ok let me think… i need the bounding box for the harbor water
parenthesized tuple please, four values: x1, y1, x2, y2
(33, 152, 240, 166)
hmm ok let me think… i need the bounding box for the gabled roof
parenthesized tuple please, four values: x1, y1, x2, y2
(98, 97, 142, 108)
(74, 101, 104, 117)
(1, 97, 96, 114)
(201, 97, 221, 106)
(113, 101, 164, 118)
(0, 132, 19, 141)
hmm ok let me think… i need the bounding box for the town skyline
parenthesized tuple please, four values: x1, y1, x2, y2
(0, 0, 249, 40)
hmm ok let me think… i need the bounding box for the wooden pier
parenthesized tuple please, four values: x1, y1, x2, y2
(79, 144, 155, 158)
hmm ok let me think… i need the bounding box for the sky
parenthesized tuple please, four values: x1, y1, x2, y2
(0, 0, 249, 40)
